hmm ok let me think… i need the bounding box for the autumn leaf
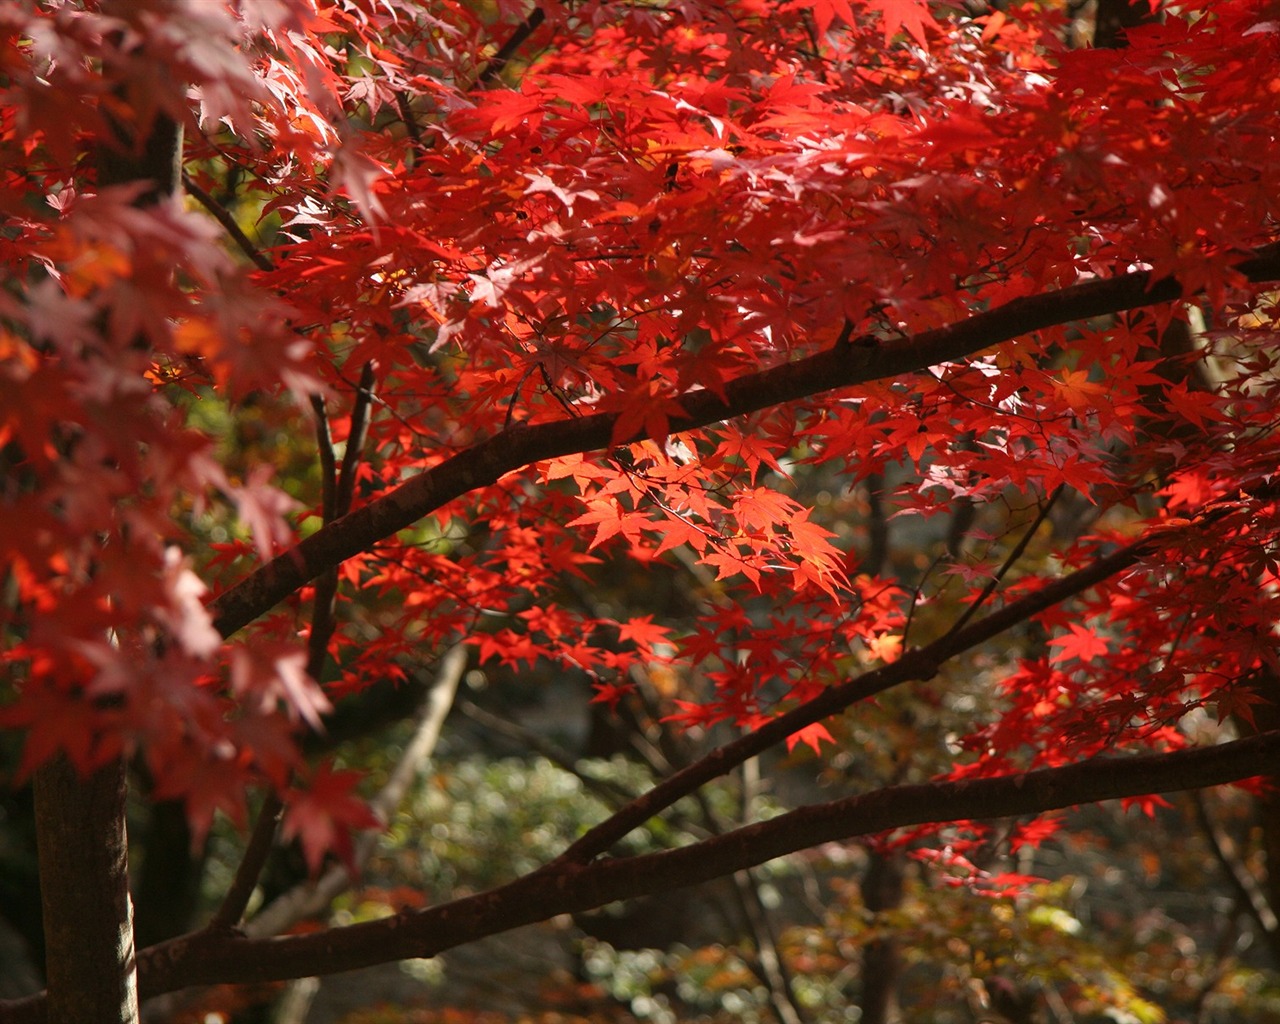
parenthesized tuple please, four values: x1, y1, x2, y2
(873, 0, 936, 46)
(786, 720, 834, 754)
(1047, 623, 1110, 665)
(283, 763, 382, 876)
(1052, 367, 1109, 415)
(616, 614, 671, 650)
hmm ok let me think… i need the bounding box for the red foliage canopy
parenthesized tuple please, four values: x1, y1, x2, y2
(3, 0, 1280, 971)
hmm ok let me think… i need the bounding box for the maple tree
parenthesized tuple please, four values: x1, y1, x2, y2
(3, 0, 1280, 1020)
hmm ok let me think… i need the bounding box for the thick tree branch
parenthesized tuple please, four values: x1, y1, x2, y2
(32, 756, 138, 1024)
(9, 731, 1277, 1021)
(209, 242, 1280, 640)
(115, 730, 1280, 1002)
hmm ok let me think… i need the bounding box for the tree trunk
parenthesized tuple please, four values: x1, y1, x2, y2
(858, 851, 904, 1024)
(33, 756, 138, 1024)
(30, 13, 185, 1020)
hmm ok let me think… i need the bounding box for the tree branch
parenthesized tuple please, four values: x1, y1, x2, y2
(1193, 791, 1279, 948)
(207, 792, 282, 933)
(116, 730, 1280, 1000)
(555, 533, 1154, 866)
(8, 731, 1277, 1021)
(181, 171, 274, 273)
(474, 6, 548, 87)
(943, 486, 1062, 640)
(208, 242, 1280, 640)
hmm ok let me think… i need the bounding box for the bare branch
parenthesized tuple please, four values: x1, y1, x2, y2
(208, 792, 283, 933)
(335, 361, 376, 519)
(944, 485, 1062, 640)
(1193, 791, 1279, 942)
(181, 172, 274, 273)
(474, 6, 548, 87)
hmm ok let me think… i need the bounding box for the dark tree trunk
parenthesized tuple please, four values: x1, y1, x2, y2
(133, 801, 207, 950)
(33, 756, 138, 1024)
(31, 15, 184, 1020)
(858, 851, 905, 1024)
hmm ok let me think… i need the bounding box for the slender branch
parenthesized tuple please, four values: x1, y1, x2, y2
(475, 6, 548, 87)
(208, 242, 1280, 641)
(335, 361, 376, 518)
(1193, 791, 1279, 940)
(944, 486, 1062, 639)
(557, 490, 1267, 867)
(181, 171, 274, 273)
(456, 699, 638, 805)
(208, 792, 283, 933)
(138, 649, 466, 1023)
(734, 868, 807, 1024)
(307, 395, 339, 674)
(393, 90, 425, 149)
(244, 645, 466, 939)
(555, 533, 1152, 867)
(311, 395, 337, 523)
(213, 371, 377, 933)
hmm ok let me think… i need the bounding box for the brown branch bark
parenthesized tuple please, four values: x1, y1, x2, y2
(209, 242, 1280, 640)
(475, 5, 549, 86)
(9, 730, 1278, 1021)
(556, 531, 1154, 867)
(115, 731, 1280, 1002)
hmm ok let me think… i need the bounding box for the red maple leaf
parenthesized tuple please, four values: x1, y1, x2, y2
(283, 763, 382, 876)
(874, 0, 936, 46)
(1047, 623, 1110, 665)
(786, 720, 834, 755)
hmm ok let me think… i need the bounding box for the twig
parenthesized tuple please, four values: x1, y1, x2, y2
(943, 486, 1062, 640)
(864, 471, 889, 575)
(181, 171, 274, 273)
(209, 791, 283, 932)
(902, 550, 945, 648)
(616, 688, 809, 1023)
(456, 699, 638, 805)
(733, 867, 807, 1024)
(475, 6, 548, 87)
(1193, 790, 1279, 939)
(393, 90, 425, 149)
(308, 395, 340, 674)
(311, 395, 337, 523)
(335, 361, 376, 518)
